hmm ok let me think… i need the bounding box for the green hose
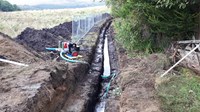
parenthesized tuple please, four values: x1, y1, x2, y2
(101, 72, 117, 99)
(102, 82, 111, 99)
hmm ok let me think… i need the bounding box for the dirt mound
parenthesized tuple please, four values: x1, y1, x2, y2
(15, 22, 72, 60)
(15, 27, 67, 52)
(0, 32, 40, 64)
(43, 22, 72, 40)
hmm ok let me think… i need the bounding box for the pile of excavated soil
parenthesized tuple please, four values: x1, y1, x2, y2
(15, 22, 72, 60)
(15, 28, 66, 52)
(0, 32, 40, 64)
(43, 22, 72, 40)
(15, 22, 72, 52)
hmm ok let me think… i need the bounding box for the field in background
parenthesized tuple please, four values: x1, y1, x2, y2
(0, 6, 109, 38)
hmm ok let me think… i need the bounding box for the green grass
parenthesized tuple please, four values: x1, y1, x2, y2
(157, 68, 200, 112)
(0, 6, 109, 38)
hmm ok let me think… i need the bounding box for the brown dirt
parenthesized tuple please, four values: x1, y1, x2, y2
(43, 22, 72, 40)
(0, 19, 109, 112)
(15, 22, 72, 60)
(0, 28, 84, 112)
(105, 27, 169, 112)
(0, 32, 40, 64)
(0, 16, 169, 112)
(0, 61, 88, 112)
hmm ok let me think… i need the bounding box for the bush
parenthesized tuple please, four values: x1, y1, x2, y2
(107, 0, 199, 52)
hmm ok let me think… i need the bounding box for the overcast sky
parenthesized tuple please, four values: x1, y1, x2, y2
(7, 0, 99, 5)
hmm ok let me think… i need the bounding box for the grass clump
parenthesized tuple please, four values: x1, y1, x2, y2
(157, 68, 200, 112)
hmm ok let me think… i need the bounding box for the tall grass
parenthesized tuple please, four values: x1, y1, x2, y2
(0, 6, 109, 38)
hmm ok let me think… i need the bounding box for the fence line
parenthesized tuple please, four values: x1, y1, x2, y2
(72, 13, 110, 43)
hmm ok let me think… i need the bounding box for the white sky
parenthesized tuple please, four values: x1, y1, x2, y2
(6, 0, 97, 5)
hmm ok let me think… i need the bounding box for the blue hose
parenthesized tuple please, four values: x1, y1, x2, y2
(46, 47, 60, 51)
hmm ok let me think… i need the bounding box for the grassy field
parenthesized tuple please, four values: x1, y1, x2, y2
(157, 68, 200, 112)
(0, 6, 109, 38)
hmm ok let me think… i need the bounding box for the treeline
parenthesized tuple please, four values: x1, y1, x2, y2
(0, 0, 20, 12)
(106, 0, 199, 52)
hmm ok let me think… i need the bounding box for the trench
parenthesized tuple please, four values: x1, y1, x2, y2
(0, 17, 118, 112)
(40, 19, 118, 112)
(58, 20, 116, 112)
(94, 36, 110, 112)
(92, 20, 118, 112)
(80, 19, 119, 112)
(86, 20, 114, 112)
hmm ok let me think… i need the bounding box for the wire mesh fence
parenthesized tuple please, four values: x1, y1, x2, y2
(72, 13, 110, 42)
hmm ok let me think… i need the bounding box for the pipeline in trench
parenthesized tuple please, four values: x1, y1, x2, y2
(59, 20, 117, 112)
(94, 35, 110, 112)
(87, 20, 113, 112)
(93, 20, 118, 112)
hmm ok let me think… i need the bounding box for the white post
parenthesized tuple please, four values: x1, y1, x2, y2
(0, 58, 28, 67)
(160, 44, 200, 77)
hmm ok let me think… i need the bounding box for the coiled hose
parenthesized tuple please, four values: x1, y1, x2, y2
(60, 50, 89, 65)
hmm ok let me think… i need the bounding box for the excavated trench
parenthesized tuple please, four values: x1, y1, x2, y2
(94, 35, 110, 112)
(94, 21, 119, 112)
(87, 21, 114, 112)
(60, 19, 119, 112)
(0, 18, 119, 112)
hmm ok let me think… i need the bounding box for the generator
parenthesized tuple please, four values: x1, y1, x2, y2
(46, 41, 80, 58)
(60, 42, 80, 57)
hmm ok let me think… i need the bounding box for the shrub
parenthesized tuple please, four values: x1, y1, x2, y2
(107, 0, 199, 52)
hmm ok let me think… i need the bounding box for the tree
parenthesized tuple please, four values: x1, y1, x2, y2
(0, 0, 21, 12)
